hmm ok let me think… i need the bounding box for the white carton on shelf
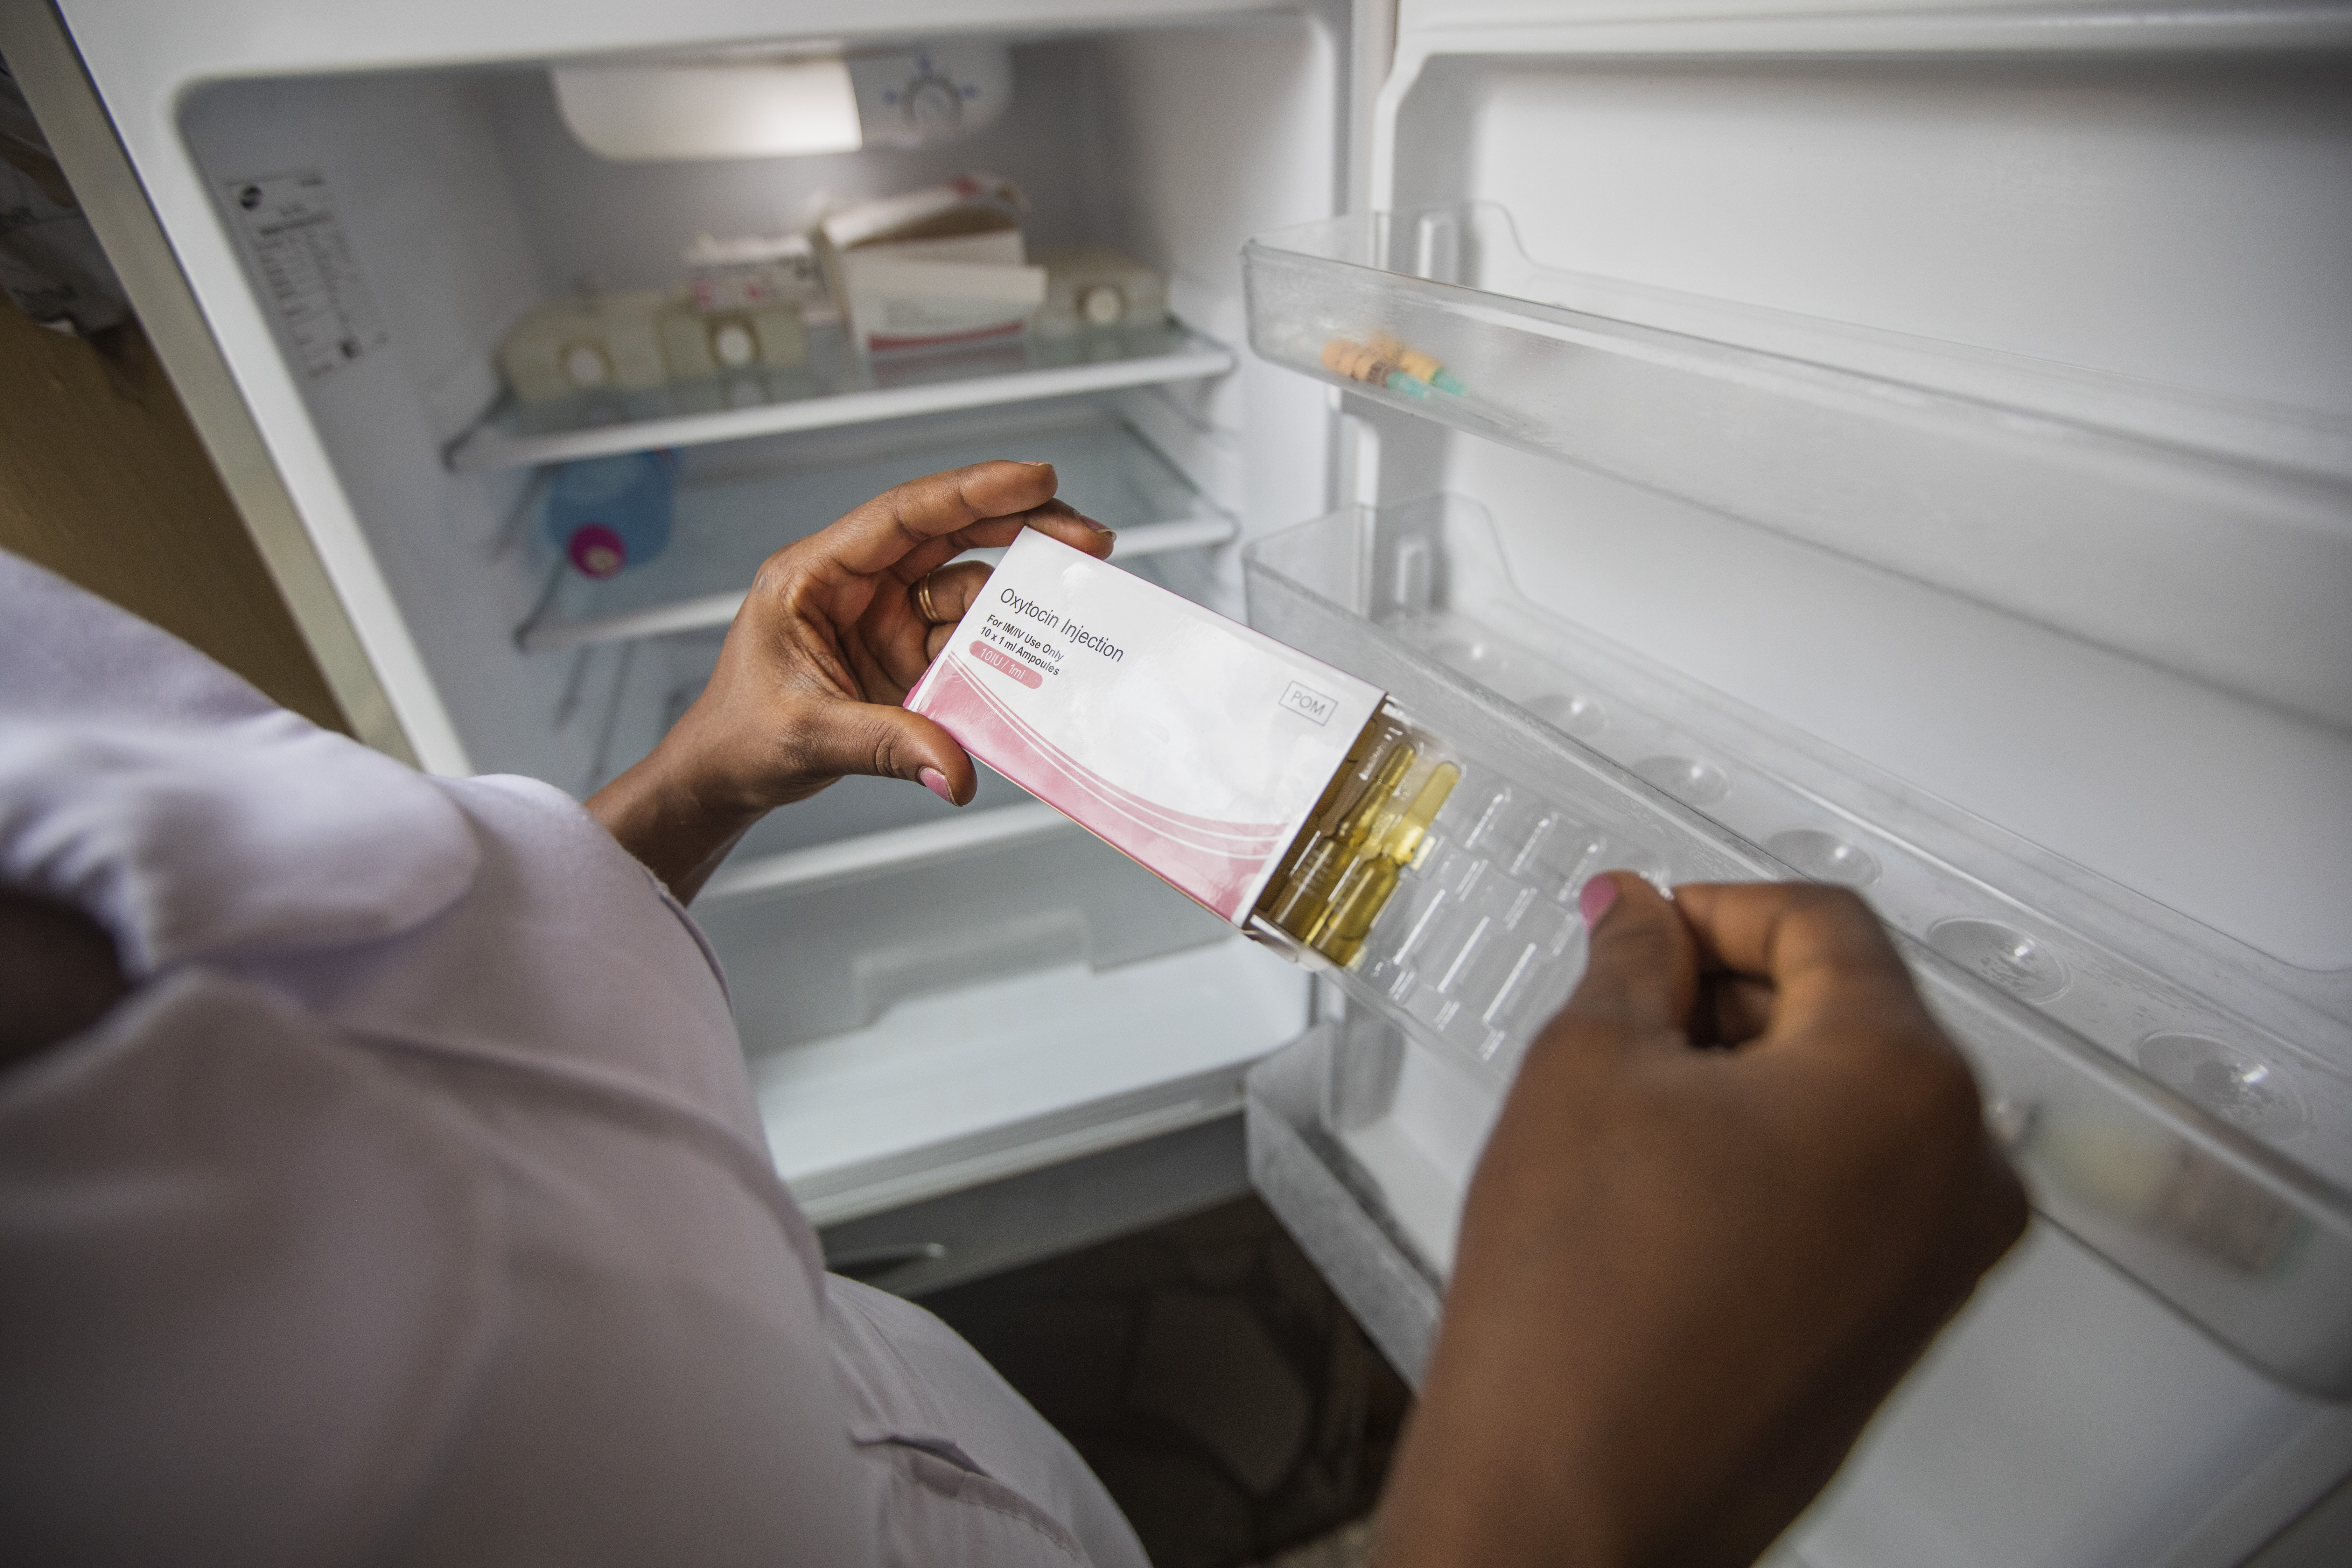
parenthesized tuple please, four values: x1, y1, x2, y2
(816, 173, 1038, 351)
(861, 230, 1026, 268)
(682, 231, 825, 314)
(908, 531, 1385, 922)
(839, 253, 1046, 353)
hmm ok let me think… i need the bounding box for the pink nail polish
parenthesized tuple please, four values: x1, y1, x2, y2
(919, 767, 957, 805)
(1579, 875, 1619, 928)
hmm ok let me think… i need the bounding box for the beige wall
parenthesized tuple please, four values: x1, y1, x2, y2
(0, 299, 348, 733)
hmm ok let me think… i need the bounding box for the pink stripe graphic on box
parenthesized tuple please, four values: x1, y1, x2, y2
(916, 658, 1287, 920)
(950, 646, 1292, 843)
(948, 662, 1290, 849)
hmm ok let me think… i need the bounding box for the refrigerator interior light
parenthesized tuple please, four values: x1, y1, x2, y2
(551, 41, 1013, 163)
(551, 57, 864, 161)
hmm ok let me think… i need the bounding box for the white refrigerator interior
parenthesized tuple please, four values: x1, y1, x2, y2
(26, 0, 1366, 1226)
(16, 0, 2352, 1562)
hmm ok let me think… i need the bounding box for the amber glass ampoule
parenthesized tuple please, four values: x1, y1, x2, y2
(1260, 718, 1392, 910)
(1312, 761, 1462, 966)
(1295, 762, 1420, 946)
(1264, 737, 1416, 938)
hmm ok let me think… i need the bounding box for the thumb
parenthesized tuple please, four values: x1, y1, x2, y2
(796, 693, 978, 806)
(1554, 872, 1700, 1046)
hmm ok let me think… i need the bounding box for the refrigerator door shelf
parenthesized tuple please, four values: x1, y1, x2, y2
(1246, 1021, 2352, 1568)
(1240, 202, 2352, 732)
(1243, 496, 2352, 1399)
(1253, 498, 2352, 1063)
(1246, 1020, 1444, 1385)
(514, 414, 1234, 653)
(450, 318, 1235, 473)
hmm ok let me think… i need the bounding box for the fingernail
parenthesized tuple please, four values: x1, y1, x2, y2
(919, 767, 957, 805)
(1022, 460, 1054, 468)
(1579, 874, 1619, 928)
(1081, 514, 1114, 533)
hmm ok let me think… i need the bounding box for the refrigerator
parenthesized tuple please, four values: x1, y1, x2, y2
(9, 0, 2350, 1561)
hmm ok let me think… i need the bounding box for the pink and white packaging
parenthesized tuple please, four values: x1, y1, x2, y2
(906, 531, 1386, 923)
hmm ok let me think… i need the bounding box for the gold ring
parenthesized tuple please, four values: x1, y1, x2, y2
(913, 572, 948, 625)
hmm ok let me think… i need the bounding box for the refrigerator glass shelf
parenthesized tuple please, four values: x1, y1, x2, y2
(516, 416, 1230, 653)
(559, 615, 1095, 892)
(700, 807, 1238, 1062)
(693, 802, 1279, 1223)
(1241, 202, 2352, 731)
(748, 932, 1304, 1228)
(545, 446, 1241, 940)
(451, 320, 1235, 473)
(1244, 496, 2352, 1398)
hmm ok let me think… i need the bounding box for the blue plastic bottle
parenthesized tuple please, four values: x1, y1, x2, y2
(544, 451, 676, 578)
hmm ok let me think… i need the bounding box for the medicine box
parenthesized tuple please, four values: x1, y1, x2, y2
(906, 530, 1386, 924)
(838, 253, 1046, 354)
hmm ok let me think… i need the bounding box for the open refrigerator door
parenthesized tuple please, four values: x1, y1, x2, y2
(1236, 5, 2352, 1566)
(19, 0, 2352, 1552)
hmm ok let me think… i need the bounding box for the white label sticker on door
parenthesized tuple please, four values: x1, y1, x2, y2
(225, 171, 388, 378)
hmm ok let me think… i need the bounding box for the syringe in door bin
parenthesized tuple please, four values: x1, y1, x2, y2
(1319, 332, 1467, 398)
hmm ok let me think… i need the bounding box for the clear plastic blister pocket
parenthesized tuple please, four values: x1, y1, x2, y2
(1243, 496, 2352, 1399)
(1250, 704, 1665, 1070)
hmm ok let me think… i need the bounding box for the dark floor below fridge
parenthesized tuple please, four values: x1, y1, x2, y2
(918, 1196, 1411, 1568)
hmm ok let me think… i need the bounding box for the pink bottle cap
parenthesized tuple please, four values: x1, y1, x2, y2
(568, 523, 626, 578)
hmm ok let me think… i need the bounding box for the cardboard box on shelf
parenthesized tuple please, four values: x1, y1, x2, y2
(682, 230, 826, 315)
(816, 174, 1045, 354)
(837, 254, 1045, 353)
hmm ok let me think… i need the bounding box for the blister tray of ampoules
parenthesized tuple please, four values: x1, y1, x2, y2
(1251, 706, 1674, 1072)
(1242, 493, 2352, 1401)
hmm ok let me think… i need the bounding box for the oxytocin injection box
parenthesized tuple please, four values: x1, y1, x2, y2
(907, 531, 1458, 962)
